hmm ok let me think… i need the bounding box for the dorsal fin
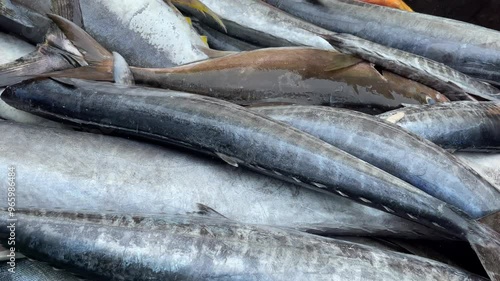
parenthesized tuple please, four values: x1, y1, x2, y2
(112, 52, 135, 85)
(196, 203, 229, 219)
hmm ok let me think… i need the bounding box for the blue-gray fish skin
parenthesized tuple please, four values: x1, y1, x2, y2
(252, 105, 500, 219)
(0, 121, 442, 238)
(4, 79, 500, 279)
(379, 102, 500, 152)
(0, 259, 81, 281)
(0, 78, 477, 237)
(264, 0, 500, 87)
(0, 209, 488, 281)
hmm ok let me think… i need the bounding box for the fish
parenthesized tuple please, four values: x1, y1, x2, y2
(177, 0, 336, 49)
(379, 102, 500, 152)
(264, 0, 500, 87)
(357, 0, 413, 11)
(0, 32, 66, 127)
(321, 33, 500, 101)
(0, 121, 442, 238)
(456, 152, 500, 192)
(3, 78, 500, 279)
(252, 105, 500, 219)
(0, 208, 489, 281)
(0, 258, 81, 281)
(45, 15, 446, 110)
(128, 48, 447, 109)
(191, 18, 259, 52)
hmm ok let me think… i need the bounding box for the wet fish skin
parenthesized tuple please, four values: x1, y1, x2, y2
(4, 79, 500, 279)
(0, 79, 477, 236)
(379, 102, 500, 152)
(130, 47, 446, 109)
(322, 33, 500, 101)
(77, 0, 212, 67)
(0, 259, 81, 281)
(264, 0, 500, 87)
(0, 121, 442, 238)
(0, 0, 51, 44)
(456, 153, 500, 192)
(0, 209, 488, 281)
(181, 0, 335, 49)
(252, 105, 500, 219)
(191, 18, 259, 51)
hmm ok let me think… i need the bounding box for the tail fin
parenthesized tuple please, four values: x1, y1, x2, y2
(480, 211, 500, 235)
(469, 218, 500, 281)
(0, 25, 87, 87)
(40, 14, 114, 82)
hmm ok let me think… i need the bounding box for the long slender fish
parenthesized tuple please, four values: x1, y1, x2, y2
(129, 48, 447, 109)
(264, 0, 500, 86)
(252, 105, 500, 219)
(0, 259, 81, 281)
(3, 78, 500, 280)
(0, 209, 488, 281)
(0, 121, 441, 238)
(322, 33, 500, 101)
(44, 17, 447, 110)
(379, 102, 500, 152)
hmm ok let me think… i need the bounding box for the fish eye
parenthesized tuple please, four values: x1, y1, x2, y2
(425, 96, 436, 105)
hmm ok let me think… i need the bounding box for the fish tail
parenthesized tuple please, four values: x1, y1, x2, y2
(469, 214, 500, 281)
(41, 14, 114, 82)
(169, 0, 227, 32)
(0, 27, 87, 87)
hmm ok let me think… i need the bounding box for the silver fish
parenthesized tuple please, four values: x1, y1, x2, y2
(0, 121, 439, 237)
(0, 208, 488, 281)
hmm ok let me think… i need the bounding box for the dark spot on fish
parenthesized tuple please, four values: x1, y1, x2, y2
(132, 216, 144, 224)
(200, 227, 210, 236)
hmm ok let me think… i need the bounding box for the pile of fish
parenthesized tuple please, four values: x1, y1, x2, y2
(0, 0, 499, 280)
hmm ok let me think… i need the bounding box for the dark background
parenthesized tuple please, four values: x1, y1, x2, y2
(406, 0, 500, 31)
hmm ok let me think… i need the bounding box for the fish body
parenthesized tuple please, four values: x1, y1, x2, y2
(264, 0, 500, 86)
(77, 0, 211, 67)
(131, 48, 446, 109)
(253, 105, 500, 219)
(379, 102, 500, 152)
(0, 209, 488, 281)
(456, 153, 500, 192)
(0, 79, 477, 235)
(4, 79, 500, 279)
(0, 121, 440, 237)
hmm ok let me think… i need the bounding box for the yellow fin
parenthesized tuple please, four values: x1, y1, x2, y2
(200, 35, 208, 46)
(185, 17, 192, 26)
(170, 0, 227, 32)
(324, 54, 363, 72)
